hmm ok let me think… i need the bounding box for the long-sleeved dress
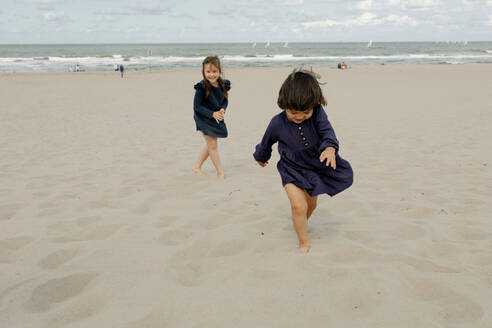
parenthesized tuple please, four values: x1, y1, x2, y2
(253, 107, 353, 197)
(193, 79, 231, 138)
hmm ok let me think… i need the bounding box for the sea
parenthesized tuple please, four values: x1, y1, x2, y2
(1, 42, 491, 73)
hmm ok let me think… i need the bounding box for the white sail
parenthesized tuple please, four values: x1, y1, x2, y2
(283, 41, 288, 48)
(367, 40, 372, 48)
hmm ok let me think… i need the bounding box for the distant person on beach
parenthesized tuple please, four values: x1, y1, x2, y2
(119, 64, 124, 78)
(253, 68, 353, 253)
(114, 64, 119, 71)
(337, 62, 342, 69)
(341, 61, 347, 69)
(192, 56, 231, 179)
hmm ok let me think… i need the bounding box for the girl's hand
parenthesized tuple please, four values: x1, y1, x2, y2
(212, 111, 223, 123)
(257, 161, 268, 167)
(320, 147, 336, 169)
(219, 108, 225, 121)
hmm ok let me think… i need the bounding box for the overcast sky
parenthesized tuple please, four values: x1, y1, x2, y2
(1, 0, 491, 44)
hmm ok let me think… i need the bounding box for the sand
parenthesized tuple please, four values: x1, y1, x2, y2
(1, 64, 492, 327)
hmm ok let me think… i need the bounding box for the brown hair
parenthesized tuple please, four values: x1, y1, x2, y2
(202, 56, 228, 99)
(277, 68, 326, 111)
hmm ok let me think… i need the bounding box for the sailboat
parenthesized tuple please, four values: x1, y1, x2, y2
(367, 40, 372, 48)
(265, 41, 270, 48)
(463, 40, 468, 46)
(252, 42, 256, 48)
(283, 41, 288, 48)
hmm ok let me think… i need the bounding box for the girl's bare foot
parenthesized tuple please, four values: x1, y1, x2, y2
(296, 242, 310, 254)
(217, 172, 225, 179)
(192, 166, 203, 175)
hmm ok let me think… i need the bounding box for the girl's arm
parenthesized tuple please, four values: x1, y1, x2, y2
(222, 97, 228, 111)
(194, 86, 214, 118)
(221, 80, 231, 111)
(253, 118, 278, 163)
(315, 107, 339, 154)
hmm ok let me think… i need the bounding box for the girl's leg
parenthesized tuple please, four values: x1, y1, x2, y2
(203, 134, 225, 179)
(304, 190, 318, 220)
(284, 183, 310, 253)
(192, 145, 209, 174)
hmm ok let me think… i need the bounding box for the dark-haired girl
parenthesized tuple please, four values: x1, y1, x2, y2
(253, 69, 353, 253)
(192, 56, 231, 179)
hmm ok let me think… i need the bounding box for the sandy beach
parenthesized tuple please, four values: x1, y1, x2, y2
(1, 64, 492, 327)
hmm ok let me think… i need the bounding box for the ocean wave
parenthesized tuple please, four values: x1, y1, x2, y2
(1, 51, 492, 73)
(2, 53, 491, 64)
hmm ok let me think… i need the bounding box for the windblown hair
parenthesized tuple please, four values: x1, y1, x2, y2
(202, 56, 228, 99)
(277, 68, 326, 112)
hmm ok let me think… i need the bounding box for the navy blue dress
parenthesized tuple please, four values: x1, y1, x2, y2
(193, 80, 231, 138)
(254, 107, 353, 197)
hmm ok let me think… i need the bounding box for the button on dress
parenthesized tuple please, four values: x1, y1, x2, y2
(193, 80, 231, 138)
(253, 107, 353, 197)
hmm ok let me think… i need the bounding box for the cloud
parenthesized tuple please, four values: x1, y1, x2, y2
(388, 0, 440, 10)
(275, 0, 304, 4)
(95, 15, 117, 22)
(462, 0, 488, 5)
(209, 6, 236, 16)
(300, 12, 421, 29)
(170, 11, 193, 19)
(128, 0, 171, 15)
(355, 0, 373, 10)
(42, 11, 70, 22)
(94, 3, 171, 17)
(24, 0, 65, 3)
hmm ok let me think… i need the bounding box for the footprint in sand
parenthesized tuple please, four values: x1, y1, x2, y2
(390, 223, 426, 240)
(42, 294, 107, 328)
(165, 263, 203, 287)
(170, 240, 213, 264)
(329, 288, 380, 319)
(386, 254, 459, 273)
(325, 245, 376, 263)
(53, 224, 122, 243)
(39, 208, 64, 217)
(0, 203, 26, 221)
(25, 273, 97, 313)
(208, 240, 248, 257)
(153, 215, 179, 229)
(38, 200, 60, 209)
(0, 236, 36, 262)
(31, 191, 51, 200)
(184, 219, 221, 231)
(76, 215, 102, 228)
(406, 277, 484, 324)
(158, 230, 193, 246)
(37, 249, 79, 270)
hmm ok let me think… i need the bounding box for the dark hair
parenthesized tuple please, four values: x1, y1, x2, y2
(277, 68, 326, 111)
(202, 56, 228, 99)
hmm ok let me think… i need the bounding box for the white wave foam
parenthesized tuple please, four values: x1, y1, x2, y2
(1, 51, 492, 72)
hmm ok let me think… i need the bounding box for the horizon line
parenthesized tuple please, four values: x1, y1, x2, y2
(1, 40, 491, 46)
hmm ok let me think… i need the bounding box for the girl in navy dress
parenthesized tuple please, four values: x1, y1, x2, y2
(254, 69, 353, 253)
(192, 56, 231, 179)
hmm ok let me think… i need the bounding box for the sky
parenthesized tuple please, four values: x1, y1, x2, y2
(0, 0, 491, 44)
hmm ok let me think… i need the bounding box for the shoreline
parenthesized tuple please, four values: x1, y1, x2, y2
(1, 62, 491, 76)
